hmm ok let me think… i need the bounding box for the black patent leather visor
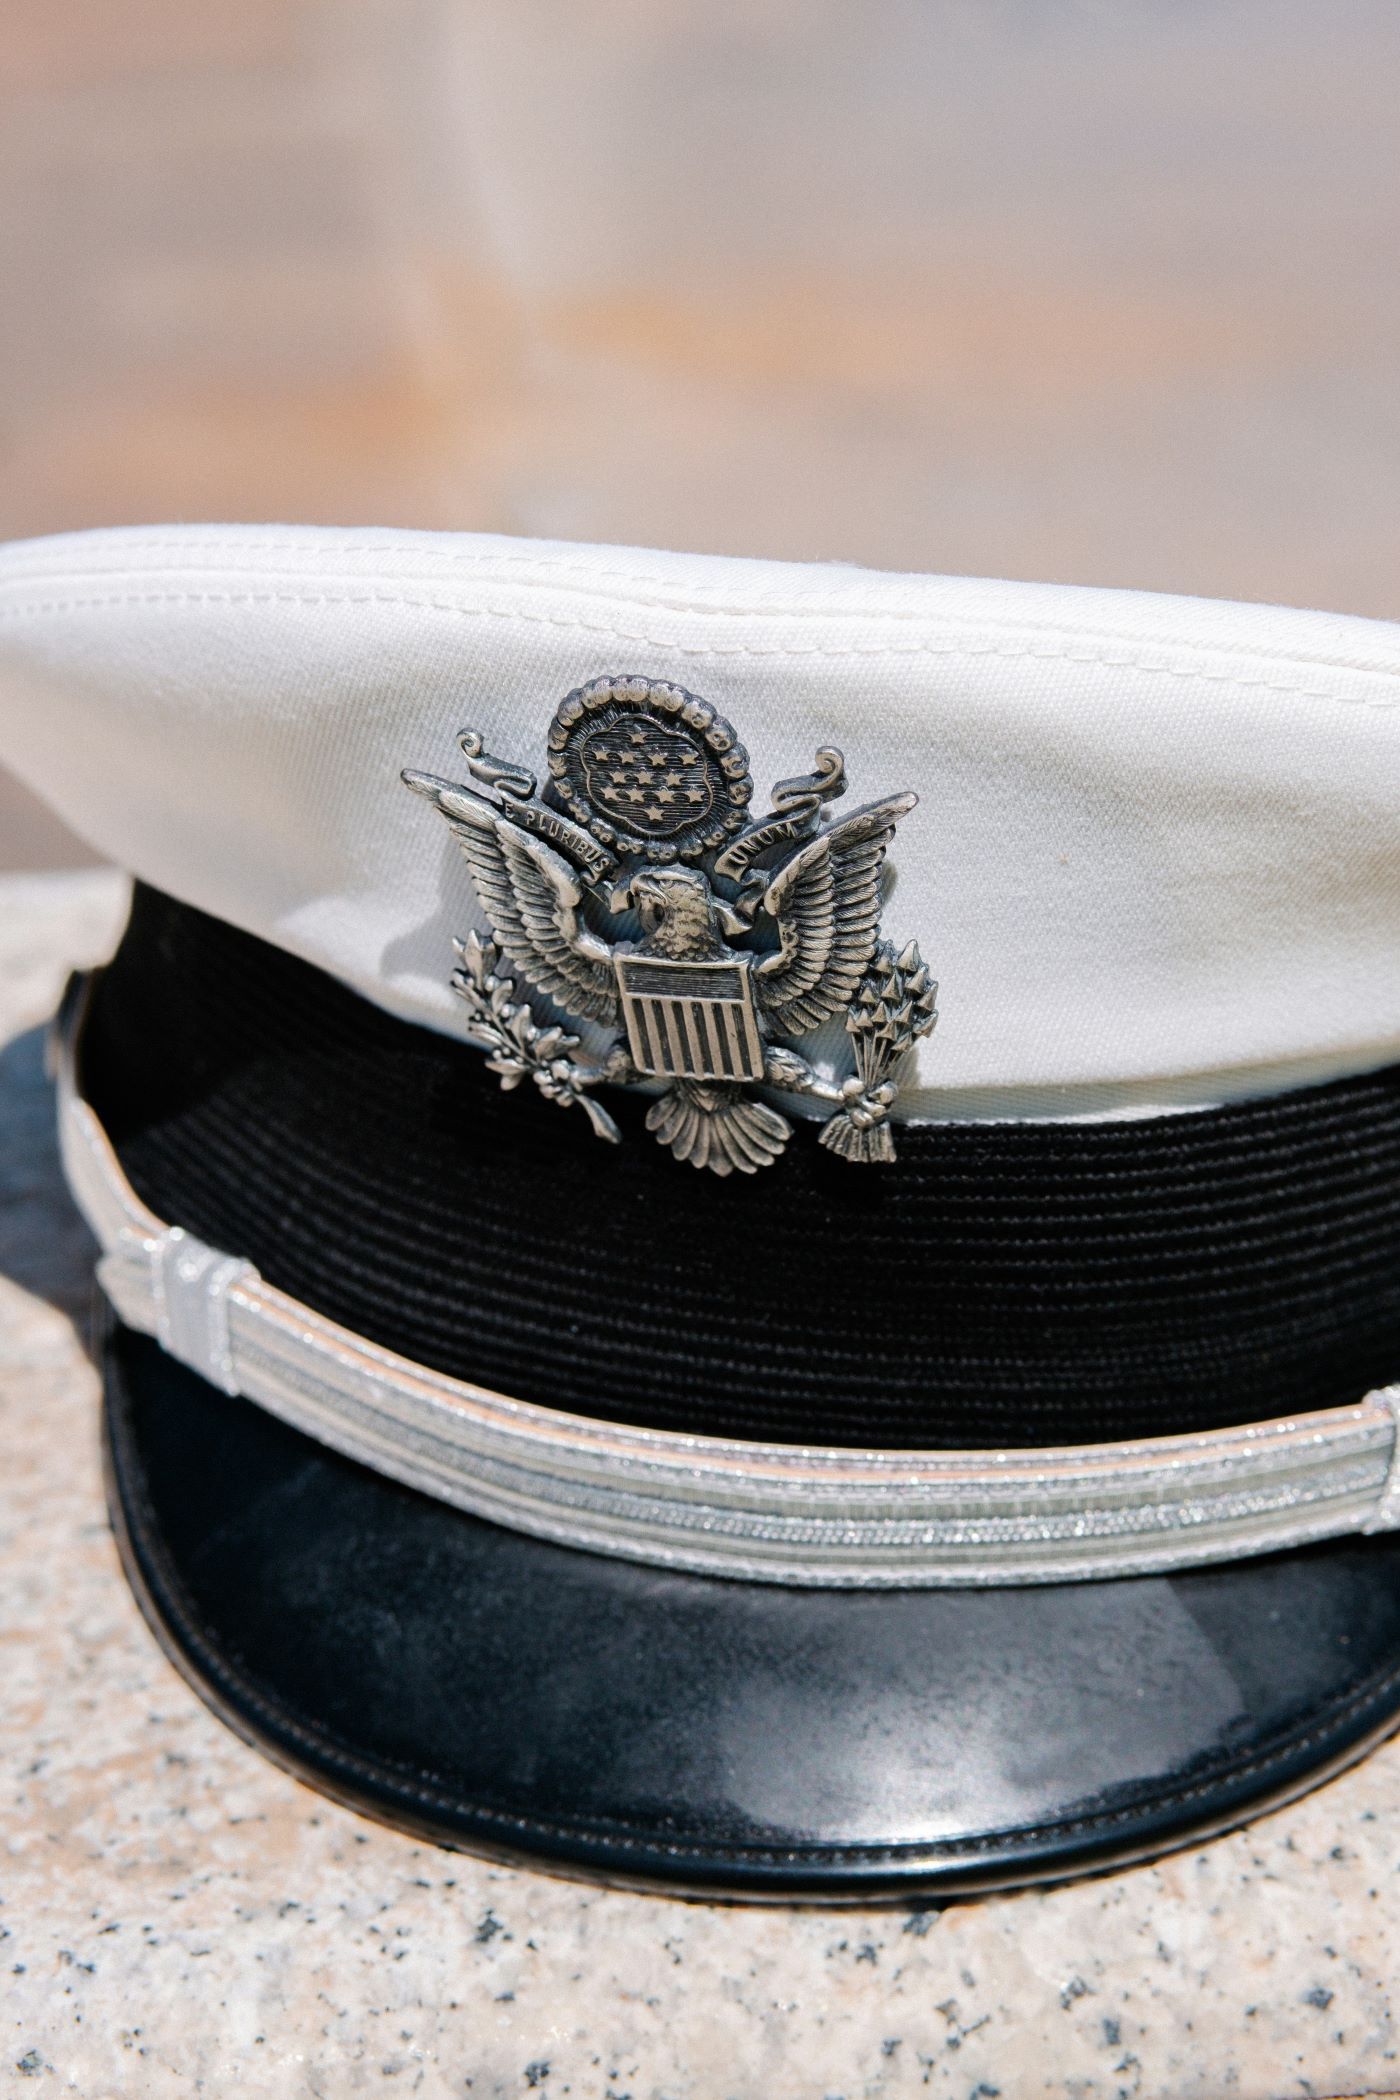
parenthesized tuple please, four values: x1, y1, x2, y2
(104, 1317, 1400, 1899)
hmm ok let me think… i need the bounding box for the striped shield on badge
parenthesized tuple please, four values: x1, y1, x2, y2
(615, 956, 765, 1082)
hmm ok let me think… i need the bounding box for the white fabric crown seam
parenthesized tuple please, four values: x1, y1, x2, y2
(0, 589, 1393, 706)
(4, 541, 1400, 686)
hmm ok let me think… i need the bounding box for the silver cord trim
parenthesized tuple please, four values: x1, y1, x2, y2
(53, 972, 1400, 1588)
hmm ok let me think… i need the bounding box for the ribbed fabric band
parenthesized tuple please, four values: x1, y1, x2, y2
(52, 980, 1400, 1584)
(81, 884, 1400, 1452)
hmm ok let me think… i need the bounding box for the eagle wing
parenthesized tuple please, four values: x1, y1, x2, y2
(418, 780, 619, 1024)
(754, 793, 917, 1037)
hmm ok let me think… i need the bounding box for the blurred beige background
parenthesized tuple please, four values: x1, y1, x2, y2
(4, 0, 1400, 866)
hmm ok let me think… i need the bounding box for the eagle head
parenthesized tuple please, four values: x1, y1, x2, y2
(628, 864, 726, 960)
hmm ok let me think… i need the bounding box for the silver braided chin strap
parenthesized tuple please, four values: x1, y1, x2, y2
(54, 975, 1400, 1590)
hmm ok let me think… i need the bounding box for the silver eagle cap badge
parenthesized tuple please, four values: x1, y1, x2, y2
(402, 675, 936, 1174)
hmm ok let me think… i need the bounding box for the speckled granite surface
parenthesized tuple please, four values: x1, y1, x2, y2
(3, 870, 1399, 2100)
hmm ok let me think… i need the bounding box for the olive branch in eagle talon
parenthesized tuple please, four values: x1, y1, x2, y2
(403, 674, 935, 1175)
(450, 929, 627, 1145)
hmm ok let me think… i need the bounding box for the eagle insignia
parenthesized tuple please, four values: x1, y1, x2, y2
(403, 675, 937, 1174)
